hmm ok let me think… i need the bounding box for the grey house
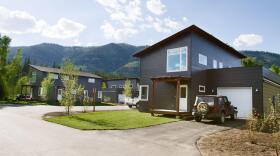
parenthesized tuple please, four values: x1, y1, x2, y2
(134, 25, 280, 117)
(102, 78, 139, 103)
(22, 65, 103, 103)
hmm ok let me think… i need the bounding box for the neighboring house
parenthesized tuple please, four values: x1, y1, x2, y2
(22, 65, 103, 102)
(134, 25, 280, 117)
(102, 78, 139, 103)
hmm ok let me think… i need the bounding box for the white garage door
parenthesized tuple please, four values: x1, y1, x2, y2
(217, 87, 252, 118)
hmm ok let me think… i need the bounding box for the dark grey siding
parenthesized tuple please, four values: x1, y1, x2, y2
(206, 67, 264, 114)
(263, 81, 280, 114)
(138, 33, 192, 112)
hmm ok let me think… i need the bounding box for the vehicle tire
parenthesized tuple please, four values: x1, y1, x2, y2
(230, 112, 237, 120)
(194, 116, 202, 122)
(128, 105, 132, 108)
(220, 112, 225, 124)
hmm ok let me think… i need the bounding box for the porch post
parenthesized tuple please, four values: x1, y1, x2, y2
(176, 79, 180, 115)
(150, 80, 156, 116)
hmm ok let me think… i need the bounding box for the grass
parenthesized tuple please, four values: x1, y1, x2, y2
(45, 110, 179, 130)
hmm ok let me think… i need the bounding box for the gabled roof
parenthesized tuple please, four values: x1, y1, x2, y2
(30, 64, 102, 79)
(133, 25, 246, 58)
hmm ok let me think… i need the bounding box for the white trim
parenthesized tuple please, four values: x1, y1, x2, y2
(139, 85, 149, 101)
(198, 53, 207, 66)
(199, 85, 206, 93)
(84, 90, 88, 97)
(219, 62, 224, 68)
(264, 78, 280, 87)
(166, 46, 188, 72)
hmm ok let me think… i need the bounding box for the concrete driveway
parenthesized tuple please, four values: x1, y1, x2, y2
(0, 105, 230, 156)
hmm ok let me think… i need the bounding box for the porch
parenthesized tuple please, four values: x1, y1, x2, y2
(150, 76, 191, 116)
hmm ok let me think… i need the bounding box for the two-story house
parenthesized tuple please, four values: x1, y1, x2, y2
(22, 65, 103, 102)
(134, 25, 280, 117)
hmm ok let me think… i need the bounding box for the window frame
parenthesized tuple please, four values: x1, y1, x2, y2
(111, 85, 117, 88)
(38, 87, 43, 96)
(84, 90, 88, 97)
(198, 53, 207, 66)
(166, 46, 188, 72)
(199, 85, 206, 93)
(139, 85, 149, 101)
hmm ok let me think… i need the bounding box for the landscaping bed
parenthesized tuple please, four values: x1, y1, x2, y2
(197, 128, 278, 156)
(44, 110, 179, 130)
(0, 100, 47, 105)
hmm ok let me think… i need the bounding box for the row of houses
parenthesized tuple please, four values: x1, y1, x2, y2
(22, 64, 139, 103)
(22, 25, 280, 118)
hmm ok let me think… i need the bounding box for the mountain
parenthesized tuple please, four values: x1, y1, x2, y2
(9, 43, 146, 77)
(9, 43, 280, 77)
(241, 51, 280, 68)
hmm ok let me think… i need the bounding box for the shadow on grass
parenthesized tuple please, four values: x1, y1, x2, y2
(69, 115, 117, 128)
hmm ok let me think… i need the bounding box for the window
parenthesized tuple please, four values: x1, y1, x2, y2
(213, 60, 218, 69)
(199, 85, 206, 93)
(52, 73, 58, 79)
(31, 72, 36, 83)
(63, 76, 69, 80)
(199, 54, 207, 66)
(218, 98, 225, 105)
(130, 84, 133, 88)
(167, 47, 188, 72)
(139, 85, 149, 101)
(98, 91, 102, 99)
(38, 87, 43, 96)
(219, 62, 223, 68)
(88, 78, 95, 83)
(111, 85, 117, 88)
(84, 90, 88, 97)
(119, 85, 124, 88)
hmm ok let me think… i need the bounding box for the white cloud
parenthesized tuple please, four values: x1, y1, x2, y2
(100, 22, 138, 40)
(146, 0, 166, 15)
(141, 16, 182, 33)
(0, 6, 86, 39)
(233, 34, 263, 47)
(41, 18, 86, 39)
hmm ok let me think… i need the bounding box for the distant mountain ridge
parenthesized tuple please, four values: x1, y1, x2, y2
(9, 43, 280, 77)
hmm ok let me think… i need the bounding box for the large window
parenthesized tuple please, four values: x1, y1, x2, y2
(98, 91, 102, 99)
(31, 72, 36, 83)
(219, 62, 224, 68)
(199, 54, 207, 66)
(88, 78, 95, 83)
(84, 90, 88, 97)
(139, 85, 149, 101)
(167, 47, 188, 72)
(38, 87, 43, 96)
(51, 73, 58, 79)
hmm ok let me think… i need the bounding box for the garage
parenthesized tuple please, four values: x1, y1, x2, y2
(217, 87, 252, 118)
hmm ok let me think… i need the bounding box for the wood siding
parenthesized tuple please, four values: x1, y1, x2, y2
(263, 81, 280, 114)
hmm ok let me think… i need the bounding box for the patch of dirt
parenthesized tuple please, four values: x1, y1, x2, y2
(197, 128, 277, 156)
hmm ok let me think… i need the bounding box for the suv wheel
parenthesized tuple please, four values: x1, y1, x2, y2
(220, 112, 225, 124)
(230, 112, 237, 120)
(194, 116, 202, 122)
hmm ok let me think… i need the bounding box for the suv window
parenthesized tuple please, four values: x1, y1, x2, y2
(196, 97, 215, 105)
(223, 97, 228, 103)
(218, 98, 225, 105)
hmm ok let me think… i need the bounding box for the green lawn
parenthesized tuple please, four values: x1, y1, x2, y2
(0, 100, 47, 105)
(45, 110, 179, 130)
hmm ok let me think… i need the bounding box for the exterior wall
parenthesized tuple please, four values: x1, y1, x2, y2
(137, 33, 192, 112)
(29, 67, 102, 103)
(263, 81, 280, 114)
(206, 67, 264, 114)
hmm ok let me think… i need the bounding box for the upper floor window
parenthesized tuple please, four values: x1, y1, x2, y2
(52, 73, 58, 79)
(199, 54, 207, 66)
(31, 72, 36, 83)
(88, 78, 95, 83)
(111, 85, 117, 88)
(213, 60, 218, 69)
(199, 85, 206, 93)
(166, 47, 188, 72)
(219, 62, 224, 68)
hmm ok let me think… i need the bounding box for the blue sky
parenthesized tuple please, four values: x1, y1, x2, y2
(0, 0, 279, 53)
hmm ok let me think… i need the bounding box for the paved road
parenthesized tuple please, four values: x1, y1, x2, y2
(0, 105, 228, 156)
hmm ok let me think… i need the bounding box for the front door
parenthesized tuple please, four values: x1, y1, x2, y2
(179, 85, 188, 111)
(57, 89, 63, 100)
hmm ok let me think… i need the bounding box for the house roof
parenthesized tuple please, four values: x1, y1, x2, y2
(133, 25, 246, 58)
(105, 77, 139, 81)
(30, 64, 102, 79)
